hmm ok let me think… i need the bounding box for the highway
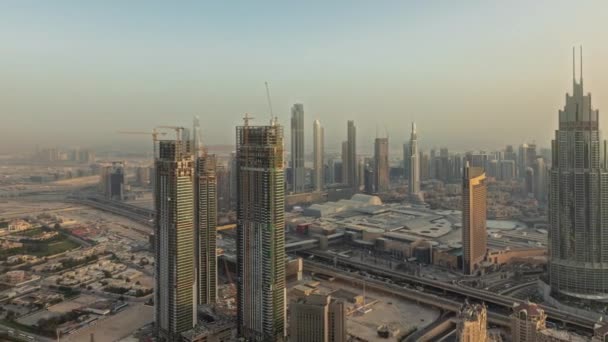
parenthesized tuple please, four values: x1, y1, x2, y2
(300, 250, 597, 335)
(304, 261, 512, 328)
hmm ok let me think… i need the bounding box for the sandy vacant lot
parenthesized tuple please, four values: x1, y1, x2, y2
(64, 303, 153, 342)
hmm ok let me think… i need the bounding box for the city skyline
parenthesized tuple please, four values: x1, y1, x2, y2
(3, 2, 608, 153)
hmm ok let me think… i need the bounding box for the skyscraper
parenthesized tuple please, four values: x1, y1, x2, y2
(533, 157, 547, 202)
(347, 121, 357, 191)
(193, 116, 202, 158)
(154, 140, 196, 341)
(374, 137, 389, 193)
(462, 162, 487, 275)
(195, 152, 217, 305)
(548, 48, 608, 300)
(408, 123, 420, 195)
(341, 141, 348, 185)
(291, 104, 305, 193)
(403, 142, 410, 180)
(313, 119, 324, 192)
(236, 118, 286, 341)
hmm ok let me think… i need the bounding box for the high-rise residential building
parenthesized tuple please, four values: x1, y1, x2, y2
(216, 164, 231, 211)
(499, 160, 516, 181)
(327, 158, 336, 184)
(511, 302, 547, 342)
(519, 143, 537, 178)
(195, 152, 217, 305)
(524, 167, 534, 196)
(403, 142, 411, 180)
(154, 140, 196, 341)
(289, 294, 346, 342)
(462, 162, 487, 275)
(504, 145, 517, 162)
(374, 137, 389, 193)
(100, 161, 126, 201)
(193, 116, 202, 158)
(548, 49, 608, 300)
(341, 141, 348, 185)
(408, 123, 420, 195)
(419, 152, 430, 181)
(450, 154, 463, 183)
(136, 166, 151, 186)
(533, 157, 547, 202)
(291, 104, 305, 193)
(457, 302, 488, 342)
(229, 152, 237, 209)
(363, 162, 375, 194)
(357, 158, 365, 188)
(347, 121, 357, 191)
(236, 119, 286, 341)
(313, 120, 324, 192)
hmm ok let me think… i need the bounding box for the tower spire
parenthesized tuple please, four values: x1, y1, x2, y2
(580, 45, 583, 84)
(572, 46, 576, 84)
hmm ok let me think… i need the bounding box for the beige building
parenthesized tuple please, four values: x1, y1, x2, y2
(462, 163, 487, 275)
(457, 302, 487, 342)
(511, 302, 546, 342)
(593, 318, 608, 341)
(289, 294, 346, 342)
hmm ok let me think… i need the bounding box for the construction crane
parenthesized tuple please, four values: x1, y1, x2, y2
(156, 125, 185, 141)
(265, 81, 274, 122)
(117, 129, 166, 158)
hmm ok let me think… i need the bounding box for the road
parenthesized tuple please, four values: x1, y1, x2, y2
(301, 250, 597, 335)
(0, 322, 54, 342)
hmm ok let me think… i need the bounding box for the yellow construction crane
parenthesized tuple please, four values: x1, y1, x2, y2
(117, 129, 167, 158)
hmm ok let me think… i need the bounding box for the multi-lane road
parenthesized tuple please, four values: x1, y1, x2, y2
(300, 250, 598, 335)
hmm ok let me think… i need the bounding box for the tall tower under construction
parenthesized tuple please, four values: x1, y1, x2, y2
(236, 117, 286, 341)
(154, 139, 196, 341)
(195, 151, 217, 305)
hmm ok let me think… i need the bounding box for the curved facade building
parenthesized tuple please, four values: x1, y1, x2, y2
(548, 49, 608, 300)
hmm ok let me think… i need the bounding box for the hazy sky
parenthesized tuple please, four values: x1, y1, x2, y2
(2, 1, 608, 154)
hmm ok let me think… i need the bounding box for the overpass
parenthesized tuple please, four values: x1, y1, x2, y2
(304, 261, 512, 328)
(300, 250, 597, 335)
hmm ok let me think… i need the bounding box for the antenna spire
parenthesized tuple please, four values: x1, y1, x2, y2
(572, 46, 576, 83)
(580, 45, 583, 84)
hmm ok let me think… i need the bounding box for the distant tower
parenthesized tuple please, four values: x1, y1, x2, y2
(408, 123, 420, 195)
(403, 142, 411, 180)
(195, 151, 217, 305)
(548, 47, 608, 300)
(313, 120, 324, 192)
(236, 118, 286, 341)
(154, 139, 196, 341)
(457, 302, 488, 342)
(341, 141, 348, 185)
(291, 104, 305, 193)
(347, 121, 357, 191)
(193, 116, 203, 158)
(374, 137, 389, 193)
(462, 162, 487, 275)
